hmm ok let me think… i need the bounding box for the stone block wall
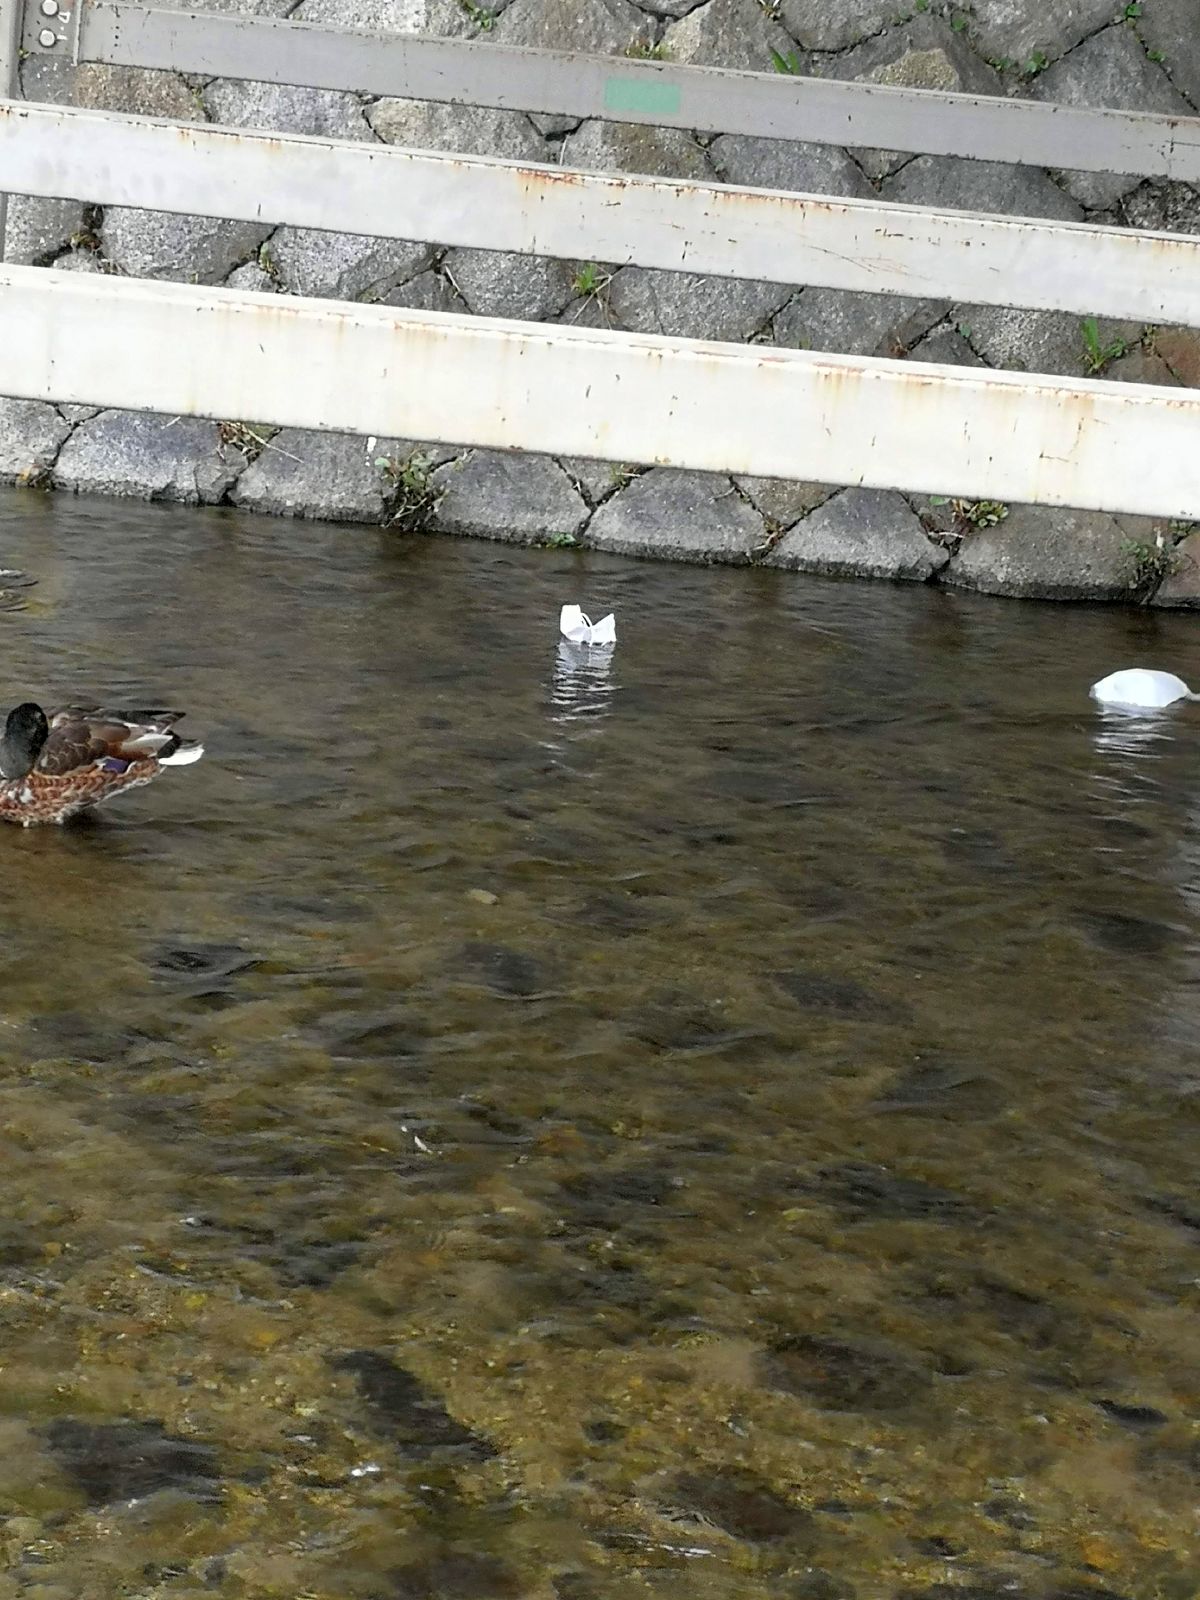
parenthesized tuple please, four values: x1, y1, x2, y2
(3, 0, 1200, 604)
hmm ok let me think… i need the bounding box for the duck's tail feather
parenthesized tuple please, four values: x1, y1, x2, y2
(158, 740, 204, 767)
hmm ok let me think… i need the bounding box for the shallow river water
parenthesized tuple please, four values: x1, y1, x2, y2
(0, 488, 1198, 1600)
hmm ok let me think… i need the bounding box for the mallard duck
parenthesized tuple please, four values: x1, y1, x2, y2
(0, 703, 203, 825)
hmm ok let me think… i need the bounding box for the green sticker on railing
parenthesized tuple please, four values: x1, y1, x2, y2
(603, 76, 683, 117)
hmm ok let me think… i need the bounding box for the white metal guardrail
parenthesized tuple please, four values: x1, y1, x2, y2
(3, 100, 1200, 327)
(5, 265, 1200, 520)
(0, 0, 1197, 523)
(19, 0, 1200, 181)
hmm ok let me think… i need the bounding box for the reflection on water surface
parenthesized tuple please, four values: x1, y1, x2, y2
(0, 490, 1198, 1599)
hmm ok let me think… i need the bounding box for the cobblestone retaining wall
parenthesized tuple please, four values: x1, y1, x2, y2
(4, 0, 1200, 605)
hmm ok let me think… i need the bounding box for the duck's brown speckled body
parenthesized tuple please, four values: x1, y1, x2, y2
(0, 703, 204, 825)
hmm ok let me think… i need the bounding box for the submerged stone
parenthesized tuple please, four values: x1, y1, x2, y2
(1095, 1398, 1168, 1430)
(0, 1222, 44, 1268)
(153, 942, 261, 978)
(804, 1162, 970, 1224)
(550, 1261, 657, 1316)
(558, 1164, 678, 1229)
(900, 1588, 1035, 1600)
(322, 1012, 424, 1060)
(873, 1057, 1005, 1119)
(41, 1419, 220, 1506)
(773, 968, 905, 1023)
(762, 1333, 929, 1412)
(917, 1270, 1077, 1358)
(903, 1588, 1131, 1600)
(458, 940, 550, 998)
(631, 992, 773, 1056)
(333, 1351, 495, 1458)
(553, 1574, 602, 1600)
(1143, 1193, 1200, 1235)
(583, 1417, 627, 1443)
(939, 826, 1020, 878)
(270, 1235, 362, 1289)
(1074, 910, 1174, 957)
(29, 1010, 145, 1064)
(788, 1575, 857, 1600)
(665, 1471, 815, 1544)
(391, 1551, 523, 1599)
(151, 942, 263, 1010)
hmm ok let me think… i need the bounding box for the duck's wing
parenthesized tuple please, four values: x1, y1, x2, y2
(37, 709, 191, 776)
(49, 705, 185, 731)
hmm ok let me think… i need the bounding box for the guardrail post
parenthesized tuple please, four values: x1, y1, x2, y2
(0, 0, 21, 261)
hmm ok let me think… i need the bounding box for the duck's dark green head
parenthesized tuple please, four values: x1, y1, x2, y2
(0, 703, 49, 780)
